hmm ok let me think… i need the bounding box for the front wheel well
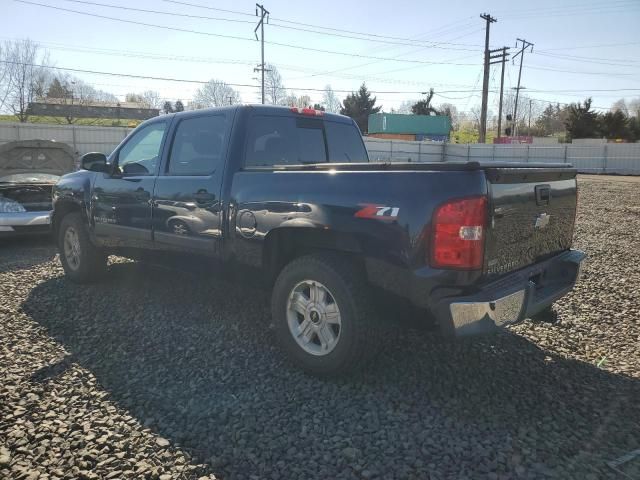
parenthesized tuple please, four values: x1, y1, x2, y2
(263, 228, 364, 283)
(52, 202, 82, 238)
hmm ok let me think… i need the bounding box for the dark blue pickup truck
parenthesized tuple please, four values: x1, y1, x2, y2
(52, 105, 585, 375)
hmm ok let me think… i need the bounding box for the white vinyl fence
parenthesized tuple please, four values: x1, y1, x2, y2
(0, 122, 131, 158)
(364, 138, 640, 175)
(1, 122, 639, 175)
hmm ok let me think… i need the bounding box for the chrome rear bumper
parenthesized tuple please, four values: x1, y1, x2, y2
(438, 250, 586, 335)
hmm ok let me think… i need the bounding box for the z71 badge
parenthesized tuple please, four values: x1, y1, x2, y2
(354, 204, 400, 221)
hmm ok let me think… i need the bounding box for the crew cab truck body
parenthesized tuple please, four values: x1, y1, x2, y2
(52, 105, 585, 375)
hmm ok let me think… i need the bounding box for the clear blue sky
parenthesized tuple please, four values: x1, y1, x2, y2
(3, 0, 640, 114)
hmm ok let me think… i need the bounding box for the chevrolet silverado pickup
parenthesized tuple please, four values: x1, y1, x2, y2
(52, 105, 585, 375)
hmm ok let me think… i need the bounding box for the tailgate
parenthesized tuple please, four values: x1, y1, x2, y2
(483, 166, 577, 276)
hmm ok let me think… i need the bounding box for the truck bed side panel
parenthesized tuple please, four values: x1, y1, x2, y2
(227, 169, 487, 301)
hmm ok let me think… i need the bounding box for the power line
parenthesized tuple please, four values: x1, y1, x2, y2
(500, 0, 640, 19)
(4, 60, 637, 100)
(12, 0, 482, 67)
(526, 64, 637, 76)
(0, 36, 483, 89)
(0, 60, 487, 95)
(159, 0, 484, 48)
(287, 24, 484, 82)
(54, 0, 486, 51)
(534, 52, 640, 68)
(538, 41, 640, 52)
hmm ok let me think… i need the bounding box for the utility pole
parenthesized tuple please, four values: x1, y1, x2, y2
(489, 47, 510, 138)
(254, 4, 270, 104)
(528, 99, 532, 133)
(512, 38, 534, 136)
(479, 13, 497, 144)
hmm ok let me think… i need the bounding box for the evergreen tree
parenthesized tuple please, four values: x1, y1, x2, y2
(565, 98, 599, 140)
(411, 88, 439, 115)
(340, 83, 381, 133)
(599, 110, 629, 139)
(162, 101, 173, 114)
(174, 100, 184, 112)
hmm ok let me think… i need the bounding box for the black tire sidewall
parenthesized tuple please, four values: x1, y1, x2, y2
(272, 256, 363, 375)
(58, 213, 104, 282)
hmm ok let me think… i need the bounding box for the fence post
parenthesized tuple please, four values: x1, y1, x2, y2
(467, 144, 471, 162)
(526, 145, 530, 163)
(14, 124, 20, 141)
(603, 144, 608, 173)
(418, 141, 422, 162)
(389, 140, 393, 162)
(563, 145, 568, 164)
(442, 143, 446, 162)
(492, 144, 496, 162)
(71, 125, 78, 154)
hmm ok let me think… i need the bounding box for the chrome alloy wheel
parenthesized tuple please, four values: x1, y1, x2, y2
(286, 280, 342, 356)
(63, 226, 81, 271)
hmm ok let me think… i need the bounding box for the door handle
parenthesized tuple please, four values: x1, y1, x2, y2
(194, 190, 215, 203)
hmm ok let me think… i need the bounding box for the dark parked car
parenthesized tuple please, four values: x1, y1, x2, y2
(52, 105, 585, 375)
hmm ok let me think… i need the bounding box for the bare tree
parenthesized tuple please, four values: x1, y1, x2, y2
(470, 105, 481, 132)
(322, 85, 341, 113)
(264, 64, 286, 105)
(43, 74, 112, 124)
(140, 90, 162, 109)
(283, 93, 311, 108)
(438, 102, 459, 130)
(611, 98, 629, 117)
(0, 42, 11, 112)
(193, 79, 241, 108)
(628, 98, 640, 118)
(4, 39, 50, 122)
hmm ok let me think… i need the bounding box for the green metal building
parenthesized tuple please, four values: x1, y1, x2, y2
(368, 113, 451, 142)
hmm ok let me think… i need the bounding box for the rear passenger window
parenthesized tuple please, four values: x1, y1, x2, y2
(325, 121, 368, 163)
(168, 115, 228, 175)
(245, 115, 327, 167)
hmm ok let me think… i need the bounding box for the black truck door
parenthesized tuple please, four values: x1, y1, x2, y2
(93, 120, 168, 249)
(151, 112, 231, 256)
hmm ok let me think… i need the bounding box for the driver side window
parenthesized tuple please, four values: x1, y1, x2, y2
(117, 121, 167, 175)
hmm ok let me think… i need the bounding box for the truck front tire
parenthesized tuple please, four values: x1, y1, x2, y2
(271, 253, 380, 376)
(58, 212, 107, 283)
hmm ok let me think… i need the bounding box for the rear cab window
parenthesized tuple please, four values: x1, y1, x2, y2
(166, 114, 229, 176)
(244, 114, 367, 167)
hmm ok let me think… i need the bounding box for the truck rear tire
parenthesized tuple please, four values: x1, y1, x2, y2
(271, 253, 380, 376)
(58, 212, 107, 283)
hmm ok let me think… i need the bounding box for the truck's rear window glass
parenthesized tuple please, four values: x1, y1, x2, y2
(168, 115, 227, 175)
(245, 115, 327, 166)
(325, 121, 368, 163)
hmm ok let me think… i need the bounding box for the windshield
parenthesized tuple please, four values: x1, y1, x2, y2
(0, 173, 61, 184)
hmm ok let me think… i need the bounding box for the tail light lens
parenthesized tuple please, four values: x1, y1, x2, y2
(430, 196, 487, 270)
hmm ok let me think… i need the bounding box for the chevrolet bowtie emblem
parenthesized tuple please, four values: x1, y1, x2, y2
(535, 213, 550, 229)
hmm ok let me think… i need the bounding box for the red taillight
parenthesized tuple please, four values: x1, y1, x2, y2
(430, 196, 487, 270)
(290, 107, 324, 116)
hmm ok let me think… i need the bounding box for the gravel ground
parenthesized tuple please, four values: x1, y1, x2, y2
(1, 175, 639, 480)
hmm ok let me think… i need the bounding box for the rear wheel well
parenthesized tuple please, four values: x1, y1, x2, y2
(263, 228, 364, 282)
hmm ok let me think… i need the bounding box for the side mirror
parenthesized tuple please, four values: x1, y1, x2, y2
(81, 152, 109, 172)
